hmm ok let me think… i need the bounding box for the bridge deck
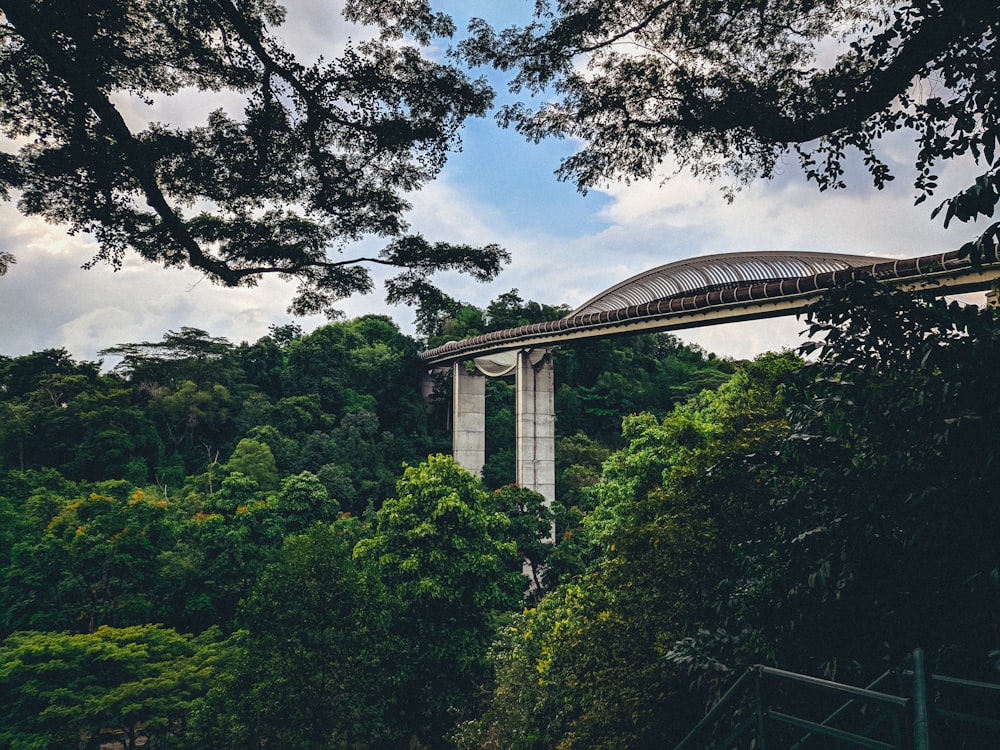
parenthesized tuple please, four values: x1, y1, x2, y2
(421, 249, 1000, 366)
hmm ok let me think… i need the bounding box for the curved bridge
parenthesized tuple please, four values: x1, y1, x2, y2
(422, 247, 1000, 512)
(421, 248, 1000, 367)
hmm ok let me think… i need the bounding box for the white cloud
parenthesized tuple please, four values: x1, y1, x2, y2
(595, 151, 979, 260)
(0, 197, 316, 358)
(280, 0, 371, 59)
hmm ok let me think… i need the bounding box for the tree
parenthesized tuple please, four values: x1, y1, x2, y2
(222, 437, 279, 492)
(274, 470, 340, 533)
(461, 352, 801, 749)
(0, 350, 151, 477)
(211, 521, 380, 748)
(101, 328, 239, 388)
(487, 484, 555, 595)
(193, 473, 285, 627)
(147, 380, 235, 470)
(2, 484, 174, 635)
(0, 624, 228, 750)
(484, 288, 571, 331)
(463, 0, 1000, 258)
(354, 454, 524, 747)
(0, 0, 508, 313)
(757, 280, 1000, 679)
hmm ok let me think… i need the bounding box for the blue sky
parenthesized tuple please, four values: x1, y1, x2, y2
(0, 1, 987, 365)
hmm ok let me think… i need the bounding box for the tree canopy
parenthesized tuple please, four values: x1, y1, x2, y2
(460, 285, 1000, 748)
(462, 0, 1000, 257)
(2, 286, 999, 747)
(0, 0, 508, 314)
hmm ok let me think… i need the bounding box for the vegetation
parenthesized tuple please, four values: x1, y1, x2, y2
(2, 1, 999, 747)
(457, 283, 1000, 749)
(0, 0, 508, 313)
(0, 289, 741, 748)
(1, 283, 998, 748)
(0, 624, 227, 750)
(462, 0, 1000, 260)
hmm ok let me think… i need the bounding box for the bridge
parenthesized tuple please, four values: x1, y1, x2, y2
(420, 247, 1000, 507)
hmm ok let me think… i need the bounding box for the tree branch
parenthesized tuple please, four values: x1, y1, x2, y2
(2, 0, 246, 284)
(700, 0, 999, 144)
(575, 1, 679, 54)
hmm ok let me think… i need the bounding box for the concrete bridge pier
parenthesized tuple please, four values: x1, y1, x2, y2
(452, 361, 486, 476)
(450, 349, 555, 535)
(515, 349, 556, 527)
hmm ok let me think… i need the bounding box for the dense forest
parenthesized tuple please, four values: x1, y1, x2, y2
(1, 282, 997, 749)
(0, 288, 733, 748)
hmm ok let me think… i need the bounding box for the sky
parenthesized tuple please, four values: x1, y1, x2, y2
(0, 1, 988, 366)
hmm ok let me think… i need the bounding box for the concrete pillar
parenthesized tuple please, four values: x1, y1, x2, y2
(452, 362, 486, 476)
(516, 349, 556, 526)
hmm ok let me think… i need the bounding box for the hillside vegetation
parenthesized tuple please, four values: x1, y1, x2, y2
(1, 283, 997, 749)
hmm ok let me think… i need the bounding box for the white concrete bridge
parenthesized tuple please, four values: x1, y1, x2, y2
(420, 248, 1000, 506)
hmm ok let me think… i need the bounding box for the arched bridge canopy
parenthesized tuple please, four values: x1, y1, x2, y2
(420, 248, 1000, 366)
(571, 251, 888, 315)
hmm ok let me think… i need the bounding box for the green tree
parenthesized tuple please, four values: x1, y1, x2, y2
(554, 335, 734, 445)
(275, 470, 340, 534)
(273, 392, 334, 434)
(354, 454, 525, 748)
(102, 328, 239, 388)
(481, 376, 516, 488)
(0, 0, 508, 310)
(488, 484, 554, 596)
(327, 409, 418, 513)
(754, 281, 1000, 679)
(66, 390, 161, 482)
(222, 437, 279, 492)
(3, 484, 174, 634)
(0, 350, 159, 479)
(147, 380, 234, 471)
(0, 401, 31, 472)
(463, 0, 1000, 258)
(193, 474, 285, 627)
(340, 315, 429, 433)
(463, 352, 800, 749)
(0, 624, 228, 750)
(210, 521, 380, 748)
(484, 288, 571, 331)
(655, 285, 1000, 744)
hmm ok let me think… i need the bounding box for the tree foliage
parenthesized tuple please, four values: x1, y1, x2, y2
(462, 0, 1000, 257)
(6, 281, 996, 748)
(0, 0, 508, 311)
(459, 352, 798, 749)
(355, 454, 525, 747)
(211, 521, 379, 748)
(0, 624, 228, 750)
(463, 284, 1000, 749)
(763, 280, 1000, 677)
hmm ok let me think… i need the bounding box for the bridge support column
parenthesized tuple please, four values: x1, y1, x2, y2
(452, 362, 486, 476)
(516, 349, 555, 537)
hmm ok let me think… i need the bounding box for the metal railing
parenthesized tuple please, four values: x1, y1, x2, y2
(674, 649, 1000, 749)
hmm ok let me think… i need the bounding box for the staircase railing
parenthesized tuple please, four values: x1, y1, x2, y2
(673, 648, 1000, 749)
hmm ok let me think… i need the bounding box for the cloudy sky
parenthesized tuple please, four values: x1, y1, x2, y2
(0, 1, 987, 366)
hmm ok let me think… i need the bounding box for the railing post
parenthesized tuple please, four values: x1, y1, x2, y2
(755, 666, 767, 750)
(912, 648, 930, 750)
